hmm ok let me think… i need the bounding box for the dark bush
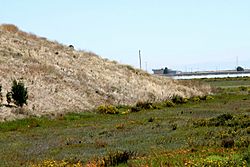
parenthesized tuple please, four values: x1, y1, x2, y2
(11, 80, 28, 107)
(210, 114, 234, 126)
(136, 101, 153, 110)
(0, 84, 2, 103)
(6, 91, 12, 105)
(239, 86, 247, 91)
(97, 151, 135, 166)
(148, 117, 154, 122)
(216, 114, 233, 122)
(171, 123, 177, 130)
(221, 137, 234, 148)
(130, 106, 141, 112)
(172, 95, 187, 104)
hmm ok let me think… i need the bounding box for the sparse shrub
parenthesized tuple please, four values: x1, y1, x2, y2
(1, 24, 19, 33)
(165, 100, 175, 107)
(199, 95, 214, 101)
(171, 123, 177, 130)
(191, 96, 200, 102)
(239, 86, 247, 91)
(148, 117, 154, 122)
(94, 139, 107, 148)
(221, 137, 234, 148)
(246, 127, 250, 134)
(193, 155, 247, 166)
(242, 147, 250, 164)
(209, 113, 234, 126)
(171, 95, 187, 104)
(6, 91, 12, 105)
(205, 95, 214, 100)
(97, 105, 119, 114)
(216, 113, 234, 122)
(235, 137, 250, 148)
(130, 106, 141, 112)
(11, 80, 28, 107)
(116, 123, 125, 129)
(96, 150, 135, 166)
(193, 119, 209, 127)
(136, 101, 153, 110)
(31, 160, 83, 167)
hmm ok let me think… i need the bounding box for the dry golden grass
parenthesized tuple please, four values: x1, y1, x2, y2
(0, 24, 19, 33)
(0, 24, 211, 121)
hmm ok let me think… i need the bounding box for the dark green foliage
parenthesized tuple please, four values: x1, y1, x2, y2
(136, 101, 153, 110)
(6, 91, 12, 105)
(221, 137, 234, 148)
(211, 114, 234, 126)
(193, 114, 250, 128)
(130, 106, 141, 112)
(0, 85, 2, 103)
(11, 80, 28, 107)
(171, 95, 187, 104)
(171, 123, 177, 130)
(242, 147, 250, 164)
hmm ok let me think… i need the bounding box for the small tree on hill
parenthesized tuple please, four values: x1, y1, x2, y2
(11, 80, 28, 107)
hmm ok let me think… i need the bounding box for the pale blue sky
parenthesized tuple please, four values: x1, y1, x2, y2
(1, 0, 250, 72)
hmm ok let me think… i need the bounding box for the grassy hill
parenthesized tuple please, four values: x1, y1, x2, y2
(0, 77, 250, 166)
(0, 24, 210, 121)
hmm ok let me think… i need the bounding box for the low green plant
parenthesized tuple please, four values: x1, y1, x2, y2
(97, 105, 119, 114)
(171, 95, 187, 104)
(193, 155, 247, 167)
(191, 96, 200, 102)
(164, 100, 175, 107)
(199, 95, 214, 100)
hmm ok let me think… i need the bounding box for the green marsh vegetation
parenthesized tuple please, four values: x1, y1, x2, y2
(1, 77, 250, 166)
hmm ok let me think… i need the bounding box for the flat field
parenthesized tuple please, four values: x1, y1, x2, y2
(1, 77, 250, 166)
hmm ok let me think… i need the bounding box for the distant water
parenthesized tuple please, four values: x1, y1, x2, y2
(172, 73, 250, 80)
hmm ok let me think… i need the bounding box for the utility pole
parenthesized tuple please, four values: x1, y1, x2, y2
(145, 61, 148, 72)
(236, 56, 238, 68)
(139, 50, 142, 69)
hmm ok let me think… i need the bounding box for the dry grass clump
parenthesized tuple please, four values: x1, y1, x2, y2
(0, 24, 19, 33)
(0, 24, 211, 121)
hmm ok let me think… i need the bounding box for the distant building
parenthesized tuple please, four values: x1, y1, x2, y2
(152, 67, 182, 75)
(152, 68, 164, 74)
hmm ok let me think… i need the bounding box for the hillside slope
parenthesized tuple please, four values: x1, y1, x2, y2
(0, 24, 211, 121)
